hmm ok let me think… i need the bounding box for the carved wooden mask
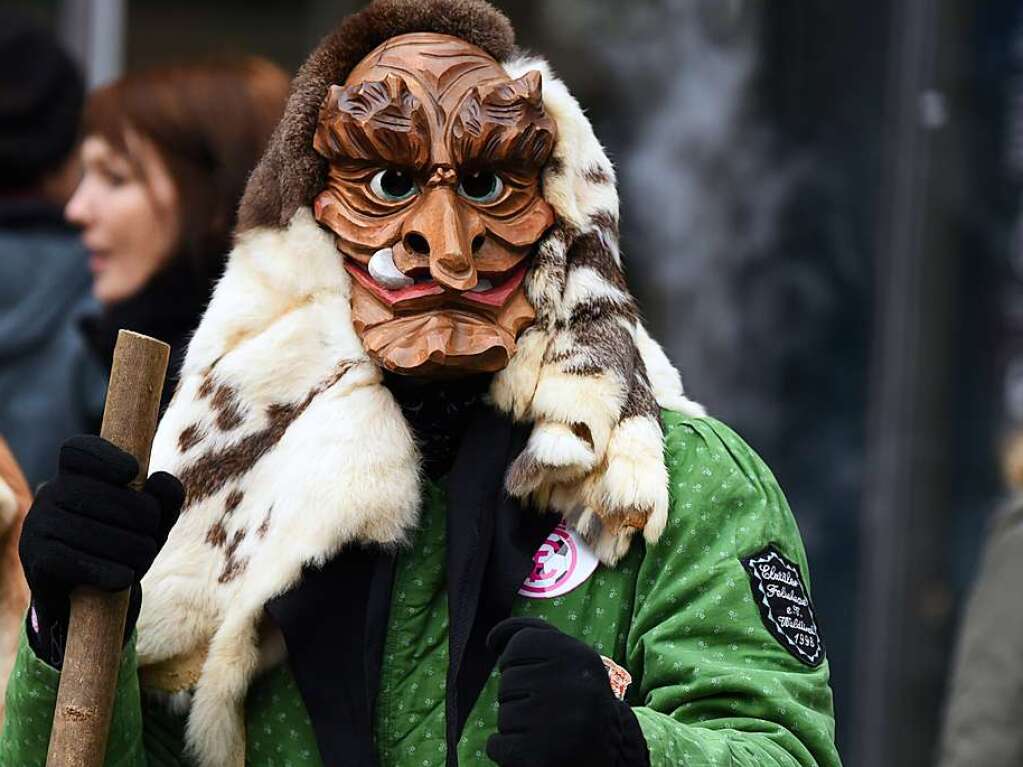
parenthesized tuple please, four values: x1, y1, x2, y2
(313, 32, 557, 376)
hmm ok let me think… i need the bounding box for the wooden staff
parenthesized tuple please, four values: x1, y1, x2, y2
(47, 330, 170, 767)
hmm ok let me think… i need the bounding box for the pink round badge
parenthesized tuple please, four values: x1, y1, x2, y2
(519, 523, 599, 599)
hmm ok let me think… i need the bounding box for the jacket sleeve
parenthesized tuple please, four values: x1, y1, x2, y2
(625, 414, 842, 767)
(0, 627, 183, 767)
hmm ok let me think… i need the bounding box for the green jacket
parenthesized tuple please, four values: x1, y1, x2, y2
(1, 413, 842, 766)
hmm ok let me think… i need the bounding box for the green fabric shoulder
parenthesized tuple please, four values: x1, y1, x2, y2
(628, 411, 842, 767)
(659, 411, 812, 573)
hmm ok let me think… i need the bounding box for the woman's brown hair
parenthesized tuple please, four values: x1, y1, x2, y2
(83, 57, 290, 288)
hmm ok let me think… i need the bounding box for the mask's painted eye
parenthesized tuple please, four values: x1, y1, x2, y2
(458, 170, 504, 204)
(369, 169, 418, 202)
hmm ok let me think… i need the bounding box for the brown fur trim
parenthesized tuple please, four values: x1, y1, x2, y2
(620, 359, 661, 421)
(179, 361, 357, 509)
(178, 423, 206, 453)
(583, 165, 613, 185)
(568, 231, 628, 291)
(225, 489, 244, 513)
(220, 528, 248, 583)
(236, 0, 516, 232)
(211, 384, 245, 431)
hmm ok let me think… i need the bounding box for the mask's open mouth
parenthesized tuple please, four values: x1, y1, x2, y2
(344, 261, 528, 310)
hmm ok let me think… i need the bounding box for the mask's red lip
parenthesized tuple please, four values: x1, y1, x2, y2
(345, 264, 444, 304)
(344, 262, 528, 309)
(461, 263, 528, 307)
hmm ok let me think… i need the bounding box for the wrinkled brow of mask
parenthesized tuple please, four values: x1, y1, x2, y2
(316, 33, 556, 172)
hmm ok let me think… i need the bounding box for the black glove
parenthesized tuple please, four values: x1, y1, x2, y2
(485, 617, 650, 767)
(19, 435, 184, 667)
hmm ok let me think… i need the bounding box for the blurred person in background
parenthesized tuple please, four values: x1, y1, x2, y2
(937, 429, 1023, 766)
(65, 55, 291, 416)
(0, 11, 106, 489)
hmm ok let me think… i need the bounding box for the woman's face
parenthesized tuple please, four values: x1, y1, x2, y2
(65, 134, 180, 306)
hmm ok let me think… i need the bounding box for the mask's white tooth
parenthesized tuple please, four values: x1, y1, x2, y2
(368, 247, 414, 289)
(470, 278, 493, 293)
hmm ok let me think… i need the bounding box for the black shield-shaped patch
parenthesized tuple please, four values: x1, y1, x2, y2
(742, 546, 824, 667)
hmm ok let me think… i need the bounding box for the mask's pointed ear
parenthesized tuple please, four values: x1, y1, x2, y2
(451, 70, 557, 170)
(512, 69, 544, 109)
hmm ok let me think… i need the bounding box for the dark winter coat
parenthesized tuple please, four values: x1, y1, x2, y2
(0, 200, 106, 487)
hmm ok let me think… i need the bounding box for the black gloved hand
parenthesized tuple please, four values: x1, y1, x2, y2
(485, 617, 650, 767)
(19, 435, 184, 667)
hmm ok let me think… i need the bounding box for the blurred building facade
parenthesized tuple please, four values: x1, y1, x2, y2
(10, 0, 1021, 764)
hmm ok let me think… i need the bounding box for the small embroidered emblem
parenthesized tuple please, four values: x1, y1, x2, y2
(519, 523, 599, 599)
(601, 656, 632, 701)
(742, 546, 825, 667)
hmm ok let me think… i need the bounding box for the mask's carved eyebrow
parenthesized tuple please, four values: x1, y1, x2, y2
(449, 71, 557, 170)
(314, 74, 431, 170)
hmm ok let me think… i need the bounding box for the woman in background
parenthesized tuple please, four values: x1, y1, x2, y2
(0, 55, 290, 705)
(65, 56, 290, 412)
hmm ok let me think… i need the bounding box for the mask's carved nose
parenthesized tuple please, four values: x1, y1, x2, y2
(402, 187, 484, 292)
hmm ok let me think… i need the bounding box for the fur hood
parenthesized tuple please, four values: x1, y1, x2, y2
(138, 2, 703, 764)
